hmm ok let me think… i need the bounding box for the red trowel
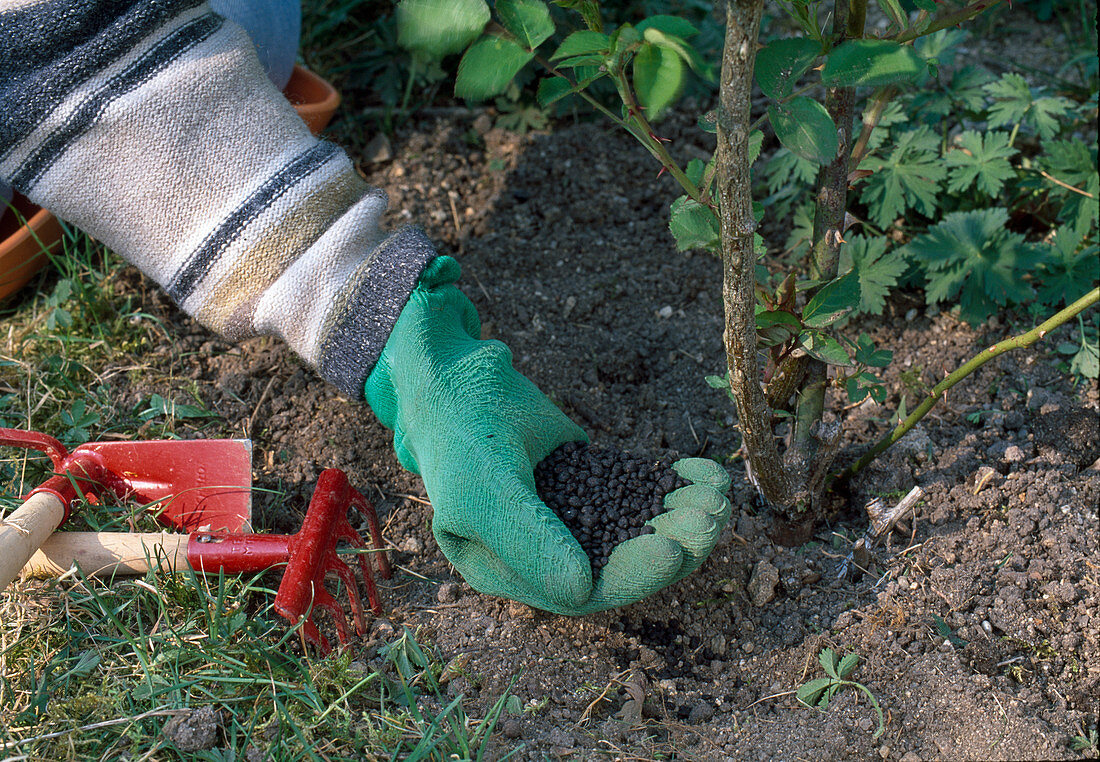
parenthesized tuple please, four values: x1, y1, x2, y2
(0, 427, 252, 589)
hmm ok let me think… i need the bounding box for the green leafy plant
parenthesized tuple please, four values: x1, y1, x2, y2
(797, 647, 885, 739)
(135, 394, 221, 425)
(394, 0, 1100, 538)
(903, 209, 1043, 326)
(1069, 723, 1098, 753)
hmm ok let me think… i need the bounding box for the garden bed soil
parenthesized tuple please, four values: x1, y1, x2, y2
(105, 111, 1100, 761)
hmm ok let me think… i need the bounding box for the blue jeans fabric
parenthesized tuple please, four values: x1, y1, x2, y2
(210, 0, 301, 90)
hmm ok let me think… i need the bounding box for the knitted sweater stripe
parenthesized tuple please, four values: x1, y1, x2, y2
(168, 139, 339, 302)
(192, 163, 371, 343)
(0, 1, 438, 398)
(0, 0, 205, 155)
(10, 13, 225, 189)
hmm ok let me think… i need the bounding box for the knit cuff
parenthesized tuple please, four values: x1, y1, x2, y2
(317, 228, 439, 398)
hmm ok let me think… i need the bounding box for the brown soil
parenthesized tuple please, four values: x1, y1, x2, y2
(105, 108, 1100, 761)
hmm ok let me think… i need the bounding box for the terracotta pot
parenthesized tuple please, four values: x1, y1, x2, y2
(283, 64, 341, 136)
(0, 192, 63, 301)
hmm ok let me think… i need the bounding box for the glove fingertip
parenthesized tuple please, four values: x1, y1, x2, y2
(648, 505, 721, 558)
(591, 533, 683, 601)
(673, 457, 732, 493)
(418, 255, 462, 288)
(664, 483, 732, 525)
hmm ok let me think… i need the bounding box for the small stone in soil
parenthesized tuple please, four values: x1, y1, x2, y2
(533, 441, 689, 576)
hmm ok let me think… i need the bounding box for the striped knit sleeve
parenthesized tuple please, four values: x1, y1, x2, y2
(0, 0, 439, 397)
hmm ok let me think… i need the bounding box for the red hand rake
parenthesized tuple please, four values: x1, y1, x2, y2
(22, 468, 391, 654)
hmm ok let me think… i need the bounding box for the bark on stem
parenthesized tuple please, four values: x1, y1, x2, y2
(717, 0, 792, 505)
(785, 0, 862, 494)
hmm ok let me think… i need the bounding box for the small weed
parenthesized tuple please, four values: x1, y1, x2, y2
(1069, 723, 1098, 753)
(932, 614, 967, 648)
(965, 408, 999, 424)
(796, 647, 885, 740)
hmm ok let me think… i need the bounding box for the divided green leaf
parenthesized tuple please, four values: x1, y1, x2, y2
(853, 333, 893, 368)
(749, 130, 764, 165)
(768, 97, 838, 164)
(1070, 320, 1099, 379)
(497, 0, 554, 50)
(1038, 139, 1100, 237)
(944, 130, 1017, 196)
(456, 36, 534, 100)
(837, 652, 860, 679)
(838, 234, 909, 315)
(984, 73, 1074, 140)
(756, 37, 821, 99)
(397, 0, 490, 59)
(783, 201, 815, 259)
(819, 647, 840, 678)
(903, 208, 1046, 325)
(796, 677, 834, 707)
(1035, 226, 1100, 307)
(847, 371, 888, 404)
(821, 40, 924, 88)
(859, 126, 945, 228)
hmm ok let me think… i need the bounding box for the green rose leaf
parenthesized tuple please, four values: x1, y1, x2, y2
(822, 40, 924, 88)
(636, 15, 698, 38)
(756, 308, 802, 347)
(456, 36, 534, 100)
(669, 195, 719, 252)
(802, 271, 860, 328)
(397, 0, 490, 60)
(497, 0, 554, 50)
(551, 30, 610, 60)
(756, 37, 821, 99)
(800, 331, 854, 367)
(768, 97, 838, 164)
(633, 41, 686, 117)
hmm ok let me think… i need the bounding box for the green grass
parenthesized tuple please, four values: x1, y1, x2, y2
(1, 565, 516, 759)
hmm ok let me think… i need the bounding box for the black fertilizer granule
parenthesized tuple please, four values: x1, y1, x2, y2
(533, 441, 690, 575)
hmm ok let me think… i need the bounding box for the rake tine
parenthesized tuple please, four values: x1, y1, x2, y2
(350, 492, 391, 579)
(336, 519, 372, 582)
(310, 583, 352, 647)
(300, 615, 332, 655)
(278, 596, 332, 655)
(334, 521, 383, 615)
(326, 554, 367, 636)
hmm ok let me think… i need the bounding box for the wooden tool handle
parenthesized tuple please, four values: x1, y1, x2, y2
(21, 532, 190, 579)
(0, 491, 67, 588)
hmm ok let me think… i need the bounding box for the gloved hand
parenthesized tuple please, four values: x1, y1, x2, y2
(364, 257, 732, 614)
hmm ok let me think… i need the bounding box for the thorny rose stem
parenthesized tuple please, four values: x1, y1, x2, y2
(840, 287, 1100, 480)
(716, 0, 793, 505)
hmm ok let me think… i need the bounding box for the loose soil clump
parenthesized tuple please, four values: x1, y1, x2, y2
(533, 441, 689, 573)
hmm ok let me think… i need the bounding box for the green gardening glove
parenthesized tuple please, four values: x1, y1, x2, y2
(364, 257, 732, 615)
